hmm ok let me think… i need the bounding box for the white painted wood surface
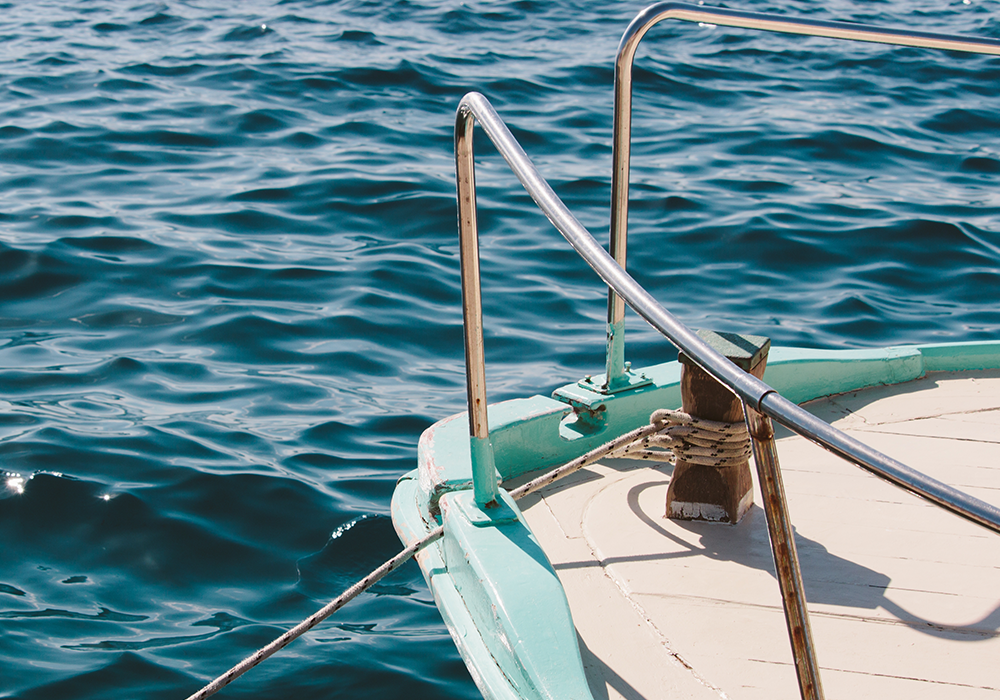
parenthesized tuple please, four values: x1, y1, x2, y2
(518, 369, 1000, 700)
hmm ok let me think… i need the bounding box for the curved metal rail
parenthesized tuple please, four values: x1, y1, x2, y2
(604, 1, 1000, 387)
(456, 2, 1000, 530)
(455, 7, 1000, 700)
(456, 90, 1000, 700)
(456, 96, 1000, 536)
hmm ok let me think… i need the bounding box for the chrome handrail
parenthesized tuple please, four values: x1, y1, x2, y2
(455, 88, 1000, 700)
(601, 1, 1000, 529)
(455, 88, 1000, 536)
(605, 1, 1000, 388)
(457, 88, 1000, 699)
(455, 7, 1000, 699)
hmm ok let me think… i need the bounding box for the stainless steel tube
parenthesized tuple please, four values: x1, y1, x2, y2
(606, 1, 1000, 391)
(455, 101, 498, 506)
(454, 88, 1000, 534)
(455, 103, 487, 442)
(744, 404, 825, 700)
(453, 9, 1000, 698)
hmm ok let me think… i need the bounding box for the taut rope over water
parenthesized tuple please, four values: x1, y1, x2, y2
(184, 409, 746, 699)
(182, 525, 444, 700)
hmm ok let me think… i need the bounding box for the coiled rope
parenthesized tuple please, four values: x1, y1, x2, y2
(510, 409, 749, 500)
(184, 409, 748, 700)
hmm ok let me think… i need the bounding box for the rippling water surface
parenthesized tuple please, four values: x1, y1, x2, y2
(1, 0, 998, 698)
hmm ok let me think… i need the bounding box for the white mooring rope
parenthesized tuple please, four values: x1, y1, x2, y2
(609, 408, 750, 466)
(182, 525, 443, 700)
(184, 409, 747, 699)
(510, 408, 749, 500)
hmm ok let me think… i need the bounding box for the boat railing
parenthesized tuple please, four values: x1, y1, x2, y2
(605, 2, 1000, 390)
(455, 6, 1000, 699)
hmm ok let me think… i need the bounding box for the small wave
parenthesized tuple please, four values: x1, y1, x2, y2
(222, 24, 275, 42)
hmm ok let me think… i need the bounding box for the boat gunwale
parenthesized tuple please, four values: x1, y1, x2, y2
(397, 5, 1000, 699)
(391, 341, 1000, 700)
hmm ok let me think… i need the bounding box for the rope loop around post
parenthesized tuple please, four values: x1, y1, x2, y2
(608, 408, 751, 467)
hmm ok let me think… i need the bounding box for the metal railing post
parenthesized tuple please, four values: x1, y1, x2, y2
(452, 87, 1000, 536)
(743, 402, 824, 700)
(456, 102, 498, 507)
(450, 10, 1000, 693)
(606, 0, 1000, 395)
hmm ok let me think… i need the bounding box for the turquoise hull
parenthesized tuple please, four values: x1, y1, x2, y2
(390, 341, 1000, 700)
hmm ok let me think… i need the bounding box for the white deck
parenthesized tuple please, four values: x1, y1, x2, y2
(517, 369, 1000, 700)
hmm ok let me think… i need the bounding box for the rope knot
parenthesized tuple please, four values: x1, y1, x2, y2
(609, 409, 751, 467)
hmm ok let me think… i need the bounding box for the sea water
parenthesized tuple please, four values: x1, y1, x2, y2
(0, 0, 997, 698)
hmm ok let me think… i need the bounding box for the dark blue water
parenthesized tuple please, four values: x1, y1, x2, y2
(1, 0, 997, 698)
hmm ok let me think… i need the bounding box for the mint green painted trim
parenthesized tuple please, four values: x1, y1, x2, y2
(393, 479, 595, 700)
(576, 366, 654, 395)
(604, 318, 626, 390)
(764, 346, 924, 405)
(442, 488, 595, 700)
(765, 340, 1000, 404)
(431, 571, 526, 700)
(392, 477, 525, 700)
(417, 341, 1000, 507)
(913, 340, 1000, 372)
(455, 487, 520, 525)
(393, 340, 1000, 700)
(416, 397, 568, 511)
(470, 434, 499, 506)
(391, 473, 446, 576)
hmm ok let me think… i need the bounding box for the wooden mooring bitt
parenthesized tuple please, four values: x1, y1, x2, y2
(665, 329, 771, 524)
